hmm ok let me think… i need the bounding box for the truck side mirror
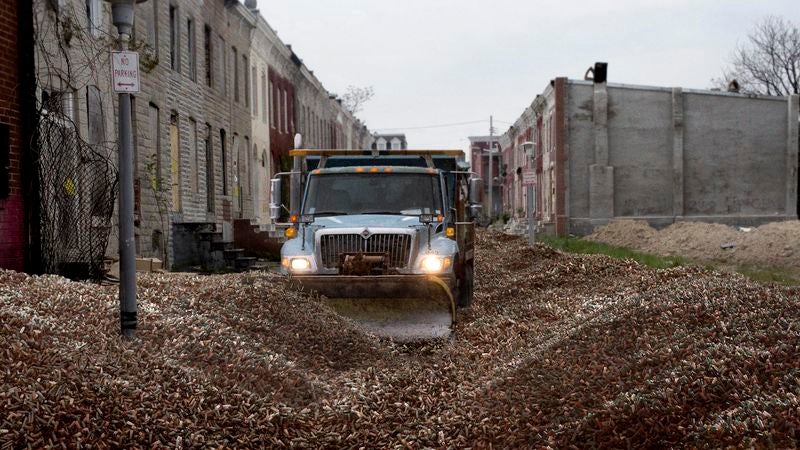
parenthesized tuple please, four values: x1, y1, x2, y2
(469, 178, 483, 204)
(269, 178, 282, 220)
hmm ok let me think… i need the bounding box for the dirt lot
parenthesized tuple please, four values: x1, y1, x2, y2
(587, 219, 800, 276)
(1, 232, 798, 448)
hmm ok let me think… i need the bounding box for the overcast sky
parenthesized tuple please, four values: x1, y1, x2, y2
(255, 0, 797, 152)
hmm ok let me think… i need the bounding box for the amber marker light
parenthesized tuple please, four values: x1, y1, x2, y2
(285, 227, 297, 238)
(383, 167, 393, 173)
(369, 167, 379, 173)
(290, 214, 298, 223)
(436, 214, 444, 222)
(446, 226, 456, 238)
(355, 167, 365, 173)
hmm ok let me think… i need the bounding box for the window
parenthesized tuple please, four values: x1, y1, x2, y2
(146, 0, 158, 55)
(189, 118, 198, 193)
(276, 88, 282, 132)
(243, 55, 249, 108)
(220, 129, 228, 195)
(204, 25, 212, 86)
(232, 47, 238, 102)
(269, 81, 275, 128)
(169, 112, 181, 212)
(251, 66, 257, 115)
(148, 103, 161, 189)
(219, 36, 227, 95)
(282, 89, 288, 134)
(85, 86, 105, 147)
(205, 124, 214, 212)
(42, 89, 76, 125)
(187, 18, 196, 81)
(85, 0, 103, 37)
(261, 72, 267, 123)
(243, 136, 250, 196)
(169, 5, 179, 71)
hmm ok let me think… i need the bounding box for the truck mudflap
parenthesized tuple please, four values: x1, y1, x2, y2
(289, 275, 456, 341)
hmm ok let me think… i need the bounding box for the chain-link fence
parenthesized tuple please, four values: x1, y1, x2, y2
(37, 108, 118, 280)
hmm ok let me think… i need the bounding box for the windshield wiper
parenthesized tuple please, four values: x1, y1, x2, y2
(313, 211, 349, 216)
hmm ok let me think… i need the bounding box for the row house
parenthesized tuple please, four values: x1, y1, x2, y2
(248, 4, 370, 222)
(467, 136, 501, 218)
(498, 108, 535, 220)
(28, 0, 369, 275)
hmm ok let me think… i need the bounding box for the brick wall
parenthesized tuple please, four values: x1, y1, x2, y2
(0, 0, 26, 271)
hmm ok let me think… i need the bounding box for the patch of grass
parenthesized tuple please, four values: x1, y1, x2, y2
(538, 235, 800, 286)
(735, 266, 800, 286)
(538, 235, 686, 269)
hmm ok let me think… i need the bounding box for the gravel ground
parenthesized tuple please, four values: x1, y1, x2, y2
(1, 231, 798, 448)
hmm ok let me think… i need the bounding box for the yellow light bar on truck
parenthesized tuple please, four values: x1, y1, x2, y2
(289, 149, 464, 157)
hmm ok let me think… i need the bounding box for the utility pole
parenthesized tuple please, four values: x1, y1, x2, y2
(107, 0, 146, 339)
(487, 115, 494, 222)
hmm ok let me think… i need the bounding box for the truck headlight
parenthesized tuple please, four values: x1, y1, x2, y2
(420, 255, 452, 273)
(289, 257, 312, 271)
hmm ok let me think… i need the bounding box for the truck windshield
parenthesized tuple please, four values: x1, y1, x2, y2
(303, 173, 443, 216)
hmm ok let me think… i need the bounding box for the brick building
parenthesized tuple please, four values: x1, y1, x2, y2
(500, 70, 799, 236)
(0, 1, 36, 272)
(468, 136, 501, 218)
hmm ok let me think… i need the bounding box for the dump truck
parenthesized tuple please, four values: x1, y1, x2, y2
(269, 146, 482, 340)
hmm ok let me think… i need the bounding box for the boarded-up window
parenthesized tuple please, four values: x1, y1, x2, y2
(170, 112, 181, 212)
(220, 129, 227, 195)
(189, 118, 198, 193)
(205, 124, 214, 212)
(148, 103, 161, 188)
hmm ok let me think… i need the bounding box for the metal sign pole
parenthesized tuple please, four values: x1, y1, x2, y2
(107, 0, 145, 338)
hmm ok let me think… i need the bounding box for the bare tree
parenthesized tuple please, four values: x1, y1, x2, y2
(717, 16, 800, 96)
(340, 85, 375, 114)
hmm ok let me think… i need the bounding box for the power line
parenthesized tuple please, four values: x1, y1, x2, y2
(372, 120, 486, 132)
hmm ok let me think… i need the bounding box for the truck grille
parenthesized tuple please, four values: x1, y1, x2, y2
(320, 233, 412, 269)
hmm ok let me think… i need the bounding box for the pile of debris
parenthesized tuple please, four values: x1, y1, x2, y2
(587, 219, 800, 274)
(1, 232, 797, 447)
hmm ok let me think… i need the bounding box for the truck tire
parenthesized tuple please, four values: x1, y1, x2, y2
(457, 262, 474, 308)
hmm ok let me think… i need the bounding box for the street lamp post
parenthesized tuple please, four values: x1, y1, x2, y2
(106, 0, 147, 339)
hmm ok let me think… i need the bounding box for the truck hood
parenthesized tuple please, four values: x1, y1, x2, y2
(312, 214, 425, 230)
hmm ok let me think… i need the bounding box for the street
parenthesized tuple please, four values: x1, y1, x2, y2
(1, 231, 797, 447)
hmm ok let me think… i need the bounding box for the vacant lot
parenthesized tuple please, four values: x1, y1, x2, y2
(587, 220, 800, 282)
(1, 232, 798, 448)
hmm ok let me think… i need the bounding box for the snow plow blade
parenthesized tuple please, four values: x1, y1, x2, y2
(290, 275, 455, 341)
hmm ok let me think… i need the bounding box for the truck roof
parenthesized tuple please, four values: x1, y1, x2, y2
(291, 149, 469, 173)
(311, 166, 438, 175)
